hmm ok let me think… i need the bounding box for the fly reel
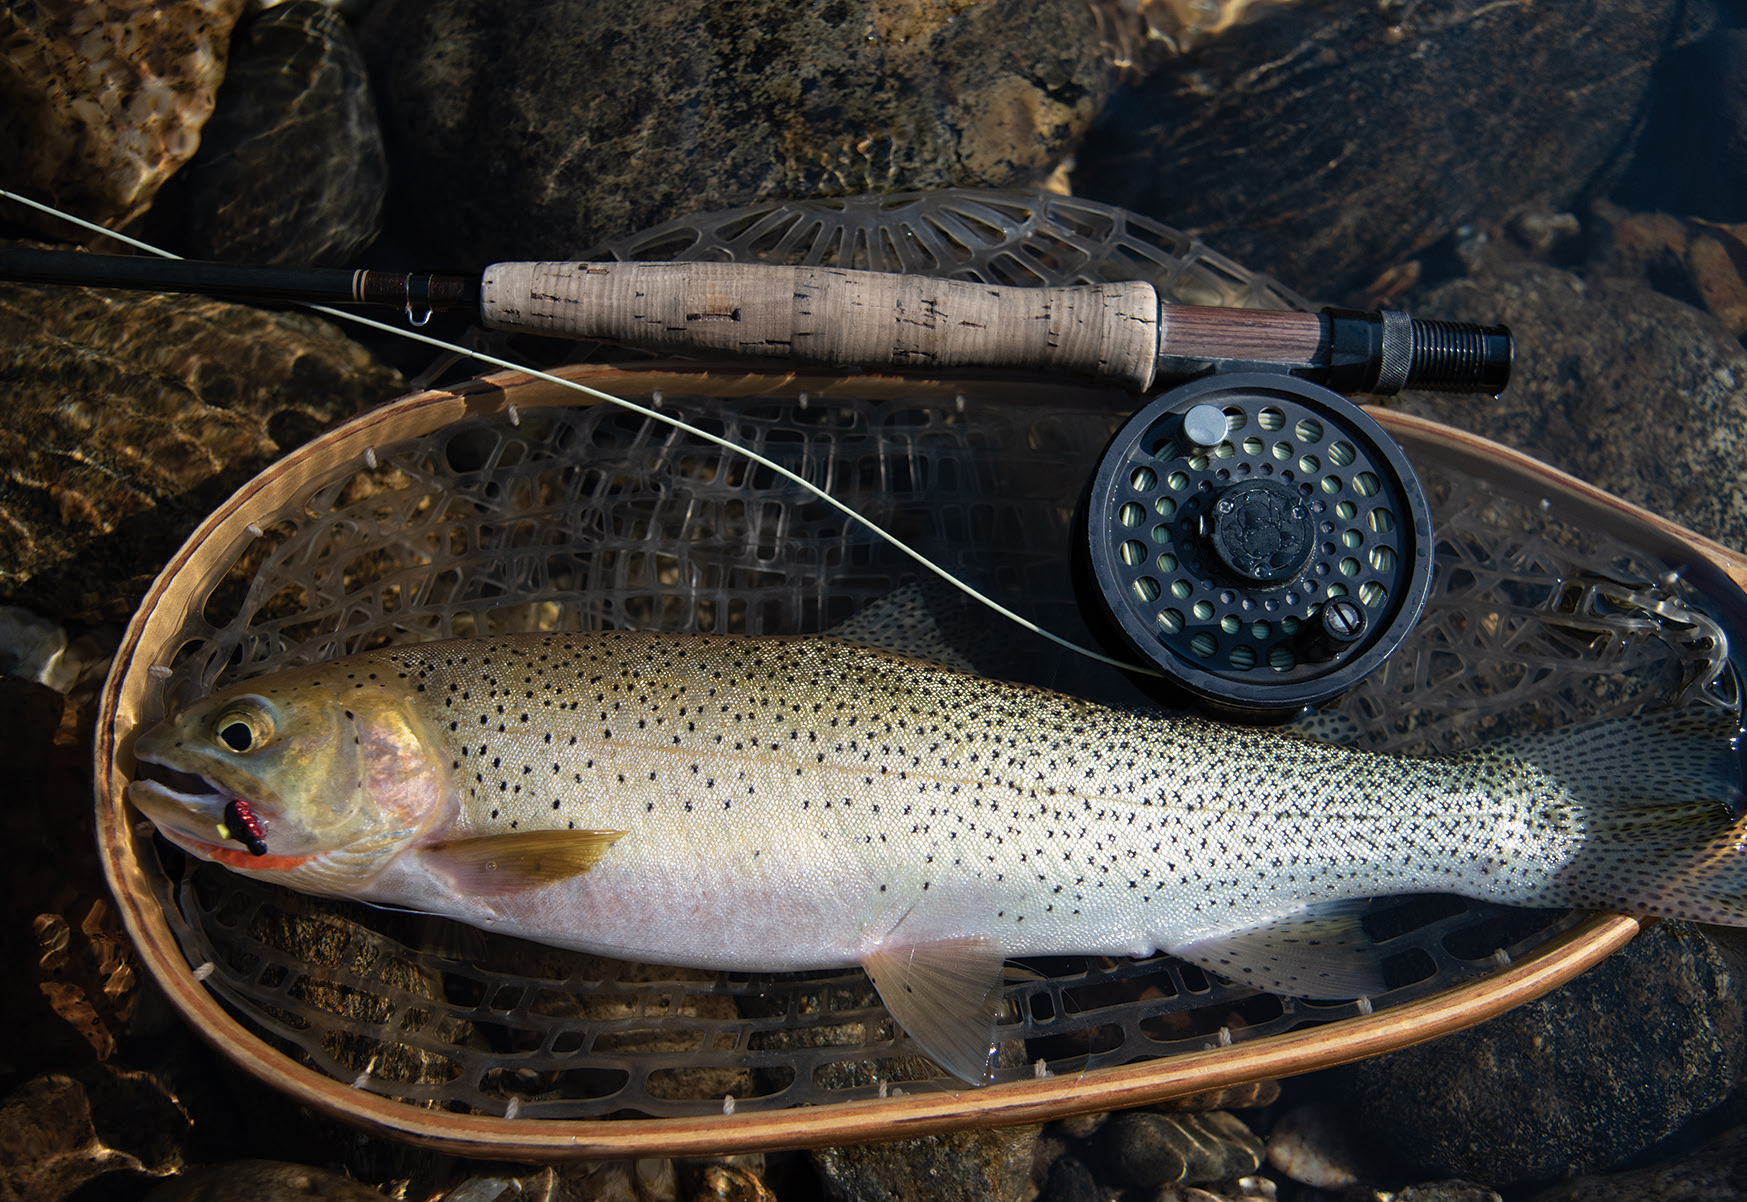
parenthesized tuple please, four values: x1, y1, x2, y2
(1078, 373, 1435, 719)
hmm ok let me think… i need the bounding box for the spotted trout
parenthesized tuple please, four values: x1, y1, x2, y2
(129, 629, 1746, 1083)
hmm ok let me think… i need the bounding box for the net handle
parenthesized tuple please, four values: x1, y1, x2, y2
(480, 261, 1162, 389)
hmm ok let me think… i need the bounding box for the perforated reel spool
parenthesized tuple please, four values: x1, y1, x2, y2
(1081, 373, 1435, 717)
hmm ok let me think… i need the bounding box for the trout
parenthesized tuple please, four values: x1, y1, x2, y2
(128, 629, 1746, 1083)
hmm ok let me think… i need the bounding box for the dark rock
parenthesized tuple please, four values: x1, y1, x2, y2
(0, 0, 245, 234)
(0, 1063, 192, 1202)
(1523, 1121, 1747, 1201)
(1101, 1110, 1265, 1190)
(1614, 28, 1747, 224)
(181, 2, 388, 266)
(1327, 922, 1745, 1185)
(810, 1124, 1041, 1202)
(362, 0, 1118, 266)
(1397, 1185, 1502, 1202)
(1393, 261, 1747, 550)
(0, 260, 405, 621)
(1074, 0, 1693, 298)
(1038, 1155, 1101, 1202)
(145, 1160, 387, 1201)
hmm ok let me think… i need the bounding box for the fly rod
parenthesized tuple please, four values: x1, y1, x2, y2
(0, 247, 1511, 396)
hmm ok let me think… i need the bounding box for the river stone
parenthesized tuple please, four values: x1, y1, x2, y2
(1327, 922, 1746, 1185)
(1101, 1110, 1266, 1190)
(361, 0, 1118, 266)
(1614, 27, 1747, 225)
(810, 1125, 1041, 1202)
(145, 1160, 388, 1201)
(0, 1064, 192, 1202)
(180, 1, 387, 265)
(0, 259, 405, 621)
(1391, 262, 1747, 552)
(1523, 1121, 1747, 1201)
(0, 0, 246, 234)
(1073, 0, 1694, 298)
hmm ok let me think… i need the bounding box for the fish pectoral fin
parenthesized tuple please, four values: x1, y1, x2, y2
(420, 830, 626, 895)
(861, 936, 1008, 1087)
(1168, 900, 1386, 1000)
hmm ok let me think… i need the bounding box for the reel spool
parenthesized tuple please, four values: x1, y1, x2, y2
(1079, 373, 1434, 719)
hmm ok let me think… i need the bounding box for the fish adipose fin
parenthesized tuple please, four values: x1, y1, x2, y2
(421, 830, 626, 894)
(1169, 899, 1387, 1000)
(1511, 707, 1747, 922)
(861, 936, 1008, 1085)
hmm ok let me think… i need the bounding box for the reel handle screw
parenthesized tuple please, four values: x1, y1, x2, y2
(1301, 597, 1369, 663)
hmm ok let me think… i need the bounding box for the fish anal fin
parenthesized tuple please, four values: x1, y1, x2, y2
(861, 936, 1007, 1086)
(421, 829, 625, 895)
(1169, 900, 1386, 1000)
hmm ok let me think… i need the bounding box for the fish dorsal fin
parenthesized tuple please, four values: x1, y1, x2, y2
(825, 584, 979, 673)
(1169, 900, 1386, 1000)
(1488, 707, 1742, 810)
(421, 830, 625, 895)
(861, 935, 1008, 1085)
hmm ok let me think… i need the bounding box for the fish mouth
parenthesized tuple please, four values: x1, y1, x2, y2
(129, 759, 271, 859)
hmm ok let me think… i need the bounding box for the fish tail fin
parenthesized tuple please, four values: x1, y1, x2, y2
(1506, 707, 1747, 923)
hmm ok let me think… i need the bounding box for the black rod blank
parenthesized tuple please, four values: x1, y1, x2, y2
(0, 248, 479, 311)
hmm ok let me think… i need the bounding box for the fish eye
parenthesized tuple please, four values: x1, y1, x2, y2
(213, 703, 273, 754)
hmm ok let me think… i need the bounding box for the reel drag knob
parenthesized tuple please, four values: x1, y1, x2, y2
(1077, 373, 1435, 720)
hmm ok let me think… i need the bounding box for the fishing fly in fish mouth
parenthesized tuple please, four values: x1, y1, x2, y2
(128, 626, 1747, 1085)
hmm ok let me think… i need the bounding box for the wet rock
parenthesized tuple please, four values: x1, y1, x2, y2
(0, 261, 405, 621)
(1265, 1103, 1364, 1190)
(811, 1124, 1040, 1202)
(0, 0, 247, 234)
(1614, 28, 1747, 225)
(1102, 1110, 1266, 1190)
(1038, 1154, 1101, 1202)
(0, 1063, 192, 1202)
(1522, 1119, 1747, 1201)
(1074, 0, 1694, 297)
(180, 1, 387, 265)
(1587, 202, 1747, 340)
(362, 0, 1119, 266)
(1396, 1186, 1501, 1202)
(1393, 261, 1747, 551)
(1327, 922, 1745, 1185)
(146, 1160, 387, 1200)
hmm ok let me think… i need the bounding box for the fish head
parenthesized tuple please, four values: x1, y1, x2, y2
(127, 663, 453, 895)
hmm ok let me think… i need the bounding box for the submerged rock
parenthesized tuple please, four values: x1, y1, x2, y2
(1327, 922, 1745, 1185)
(0, 0, 246, 233)
(0, 1063, 192, 1202)
(181, 1, 387, 265)
(1073, 0, 1694, 297)
(1613, 27, 1747, 225)
(1101, 1110, 1266, 1190)
(810, 1125, 1040, 1202)
(1394, 261, 1747, 551)
(1523, 1121, 1747, 1201)
(0, 260, 404, 621)
(362, 0, 1119, 265)
(145, 1160, 388, 1201)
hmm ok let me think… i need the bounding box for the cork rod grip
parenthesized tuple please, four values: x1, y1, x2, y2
(480, 261, 1161, 389)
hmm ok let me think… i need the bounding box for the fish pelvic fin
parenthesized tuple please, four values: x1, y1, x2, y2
(1512, 707, 1747, 923)
(861, 936, 1008, 1086)
(420, 829, 626, 895)
(1169, 899, 1386, 1000)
